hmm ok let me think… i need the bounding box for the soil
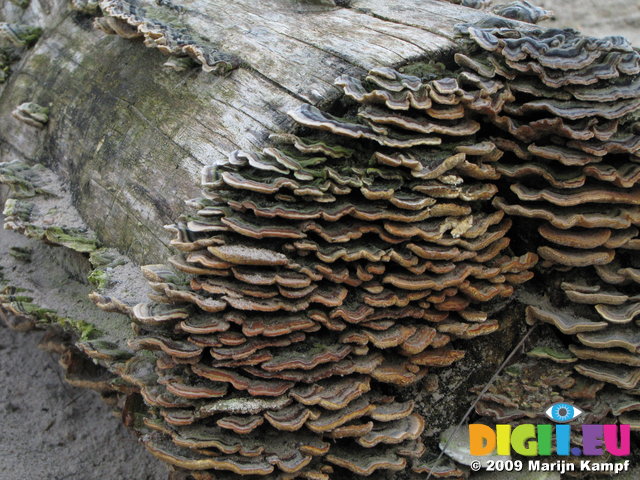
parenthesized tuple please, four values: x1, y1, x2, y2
(0, 325, 168, 480)
(1, 1, 639, 479)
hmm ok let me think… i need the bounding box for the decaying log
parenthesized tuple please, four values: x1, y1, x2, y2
(2, 0, 640, 479)
(0, 0, 493, 263)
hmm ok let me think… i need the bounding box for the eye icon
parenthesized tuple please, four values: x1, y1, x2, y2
(545, 403, 583, 423)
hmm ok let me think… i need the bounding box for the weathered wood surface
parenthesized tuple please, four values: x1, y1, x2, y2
(0, 0, 489, 263)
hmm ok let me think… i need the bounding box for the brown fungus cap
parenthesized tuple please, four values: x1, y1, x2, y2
(569, 344, 640, 367)
(577, 325, 640, 353)
(574, 362, 640, 390)
(526, 306, 607, 335)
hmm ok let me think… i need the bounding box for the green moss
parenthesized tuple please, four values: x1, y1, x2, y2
(22, 224, 44, 238)
(504, 364, 522, 377)
(0, 48, 12, 83)
(2, 198, 33, 220)
(7, 25, 43, 48)
(86, 248, 130, 291)
(527, 346, 576, 363)
(1, 286, 101, 340)
(43, 226, 99, 253)
(89, 248, 126, 268)
(65, 318, 99, 341)
(21, 26, 42, 47)
(8, 224, 98, 253)
(88, 269, 109, 290)
(8, 246, 32, 262)
(28, 302, 96, 339)
(0, 163, 39, 198)
(8, 0, 30, 8)
(398, 60, 449, 80)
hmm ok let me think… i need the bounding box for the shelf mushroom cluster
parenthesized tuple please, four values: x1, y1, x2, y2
(443, 0, 553, 25)
(491, 1, 553, 24)
(122, 65, 537, 478)
(470, 352, 633, 427)
(96, 0, 241, 74)
(456, 25, 640, 401)
(0, 22, 42, 83)
(469, 337, 640, 433)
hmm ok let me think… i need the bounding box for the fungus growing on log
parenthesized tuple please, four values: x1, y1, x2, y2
(96, 0, 241, 74)
(0, 22, 41, 83)
(0, 22, 42, 47)
(444, 0, 492, 10)
(103, 49, 541, 476)
(69, 0, 100, 13)
(491, 1, 553, 24)
(469, 353, 610, 424)
(11, 102, 49, 128)
(2, 0, 640, 478)
(453, 21, 640, 426)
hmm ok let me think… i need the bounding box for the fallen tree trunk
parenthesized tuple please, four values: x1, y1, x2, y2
(0, 2, 507, 477)
(2, 1, 640, 479)
(0, 0, 490, 263)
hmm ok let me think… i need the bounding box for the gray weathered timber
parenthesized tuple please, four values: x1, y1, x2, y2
(0, 0, 490, 263)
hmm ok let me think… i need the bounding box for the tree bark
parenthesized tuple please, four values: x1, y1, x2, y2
(0, 0, 487, 263)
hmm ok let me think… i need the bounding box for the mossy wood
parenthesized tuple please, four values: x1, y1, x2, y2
(1, 0, 488, 264)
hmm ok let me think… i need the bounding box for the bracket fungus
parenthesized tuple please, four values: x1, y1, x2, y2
(69, 0, 100, 13)
(451, 18, 640, 432)
(92, 0, 241, 74)
(0, 22, 42, 48)
(0, 23, 42, 83)
(88, 48, 544, 477)
(444, 0, 492, 10)
(11, 102, 49, 128)
(491, 1, 553, 25)
(2, 1, 640, 479)
(469, 352, 612, 425)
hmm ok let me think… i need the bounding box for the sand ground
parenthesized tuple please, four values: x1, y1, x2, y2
(0, 326, 168, 480)
(1, 1, 639, 479)
(538, 0, 640, 45)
